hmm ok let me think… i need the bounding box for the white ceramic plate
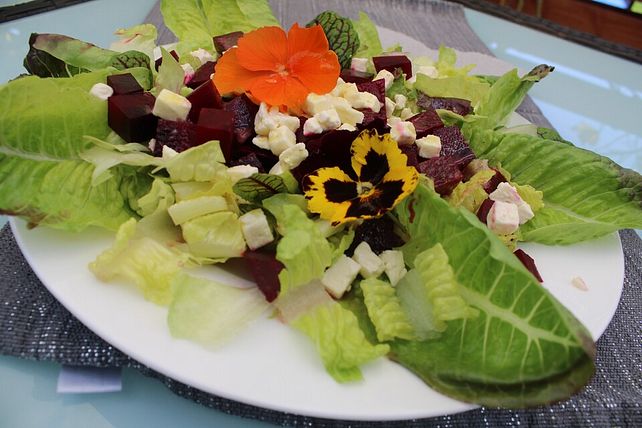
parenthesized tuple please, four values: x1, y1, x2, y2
(10, 28, 625, 421)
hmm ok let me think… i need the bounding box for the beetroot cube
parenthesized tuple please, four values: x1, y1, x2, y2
(417, 156, 463, 196)
(409, 109, 443, 139)
(514, 249, 543, 282)
(107, 73, 143, 95)
(187, 61, 216, 89)
(235, 144, 278, 171)
(108, 93, 157, 143)
(229, 152, 265, 172)
(154, 119, 197, 156)
(476, 198, 494, 224)
(432, 126, 476, 168)
(358, 108, 388, 133)
(373, 55, 412, 77)
(340, 69, 374, 84)
(243, 250, 284, 302)
(224, 95, 259, 145)
(483, 169, 508, 194)
(400, 143, 419, 168)
(187, 79, 223, 122)
(213, 31, 243, 54)
(154, 50, 179, 71)
(356, 79, 387, 130)
(196, 108, 235, 161)
(356, 79, 386, 103)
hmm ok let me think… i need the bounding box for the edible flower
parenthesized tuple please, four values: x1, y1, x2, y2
(304, 130, 419, 225)
(213, 24, 340, 112)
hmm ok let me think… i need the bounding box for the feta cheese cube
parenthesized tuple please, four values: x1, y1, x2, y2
(387, 116, 402, 127)
(373, 69, 395, 90)
(239, 209, 274, 250)
(393, 94, 407, 110)
(226, 165, 259, 184)
(89, 83, 113, 100)
(352, 241, 384, 278)
(338, 123, 357, 131)
(415, 135, 441, 158)
(152, 89, 192, 121)
(254, 103, 278, 135)
(379, 250, 407, 286)
(316, 109, 341, 130)
(400, 107, 414, 120)
(417, 65, 439, 78)
(332, 82, 359, 99)
(268, 126, 296, 156)
(347, 91, 381, 113)
(303, 117, 324, 135)
(390, 120, 416, 146)
(304, 93, 333, 116)
(487, 201, 520, 235)
(275, 113, 300, 133)
(334, 103, 364, 126)
(407, 75, 417, 85)
(321, 255, 362, 299)
(190, 48, 216, 65)
(181, 63, 195, 84)
(162, 145, 179, 159)
(385, 97, 396, 118)
(252, 135, 270, 150)
(350, 57, 369, 73)
(489, 182, 534, 224)
(279, 143, 308, 170)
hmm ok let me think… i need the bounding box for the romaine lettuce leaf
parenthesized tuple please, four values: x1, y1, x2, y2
(414, 74, 490, 108)
(160, 0, 214, 52)
(352, 12, 382, 59)
(463, 126, 642, 244)
(110, 24, 158, 62)
(160, 141, 227, 182)
(447, 169, 495, 213)
(168, 272, 269, 348)
(360, 277, 415, 342)
(391, 183, 595, 407)
(182, 211, 246, 260)
(156, 47, 185, 94)
(292, 301, 389, 383)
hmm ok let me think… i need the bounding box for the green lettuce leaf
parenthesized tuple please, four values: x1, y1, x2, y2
(182, 211, 246, 260)
(90, 218, 191, 305)
(160, 0, 214, 52)
(110, 24, 158, 61)
(447, 169, 496, 213)
(360, 277, 415, 342)
(352, 12, 382, 59)
(433, 45, 476, 78)
(390, 183, 595, 407)
(161, 141, 227, 182)
(463, 126, 642, 244)
(168, 272, 269, 347)
(135, 178, 175, 217)
(292, 302, 389, 383)
(263, 195, 333, 294)
(414, 73, 490, 108)
(156, 47, 185, 94)
(473, 64, 553, 129)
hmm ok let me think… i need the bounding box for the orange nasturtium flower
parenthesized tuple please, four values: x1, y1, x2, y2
(213, 24, 340, 112)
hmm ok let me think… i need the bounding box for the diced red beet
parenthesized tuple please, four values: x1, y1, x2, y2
(295, 117, 307, 143)
(483, 168, 509, 194)
(514, 249, 544, 282)
(108, 93, 157, 143)
(229, 152, 265, 172)
(187, 61, 216, 89)
(476, 198, 494, 224)
(358, 108, 388, 133)
(356, 79, 386, 104)
(187, 79, 224, 122)
(417, 94, 472, 116)
(347, 217, 406, 255)
(154, 119, 196, 156)
(224, 95, 259, 145)
(213, 31, 243, 54)
(154, 50, 179, 71)
(234, 144, 278, 171)
(400, 143, 419, 168)
(195, 108, 235, 161)
(243, 250, 284, 302)
(340, 69, 374, 84)
(372, 55, 412, 77)
(408, 109, 443, 139)
(106, 73, 143, 95)
(431, 126, 476, 168)
(356, 79, 387, 131)
(417, 156, 463, 196)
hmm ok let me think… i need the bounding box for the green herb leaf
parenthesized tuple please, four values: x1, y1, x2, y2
(233, 173, 287, 203)
(308, 11, 360, 69)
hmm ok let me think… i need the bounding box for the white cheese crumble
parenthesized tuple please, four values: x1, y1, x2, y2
(89, 83, 113, 100)
(153, 89, 191, 121)
(487, 201, 520, 235)
(390, 120, 416, 146)
(226, 165, 259, 184)
(489, 182, 534, 224)
(279, 143, 308, 170)
(385, 97, 396, 118)
(321, 255, 362, 299)
(373, 69, 395, 90)
(239, 209, 274, 250)
(393, 94, 407, 110)
(379, 250, 407, 286)
(571, 276, 589, 291)
(190, 48, 216, 65)
(350, 57, 369, 73)
(352, 241, 384, 278)
(181, 63, 195, 84)
(267, 126, 296, 156)
(415, 135, 441, 158)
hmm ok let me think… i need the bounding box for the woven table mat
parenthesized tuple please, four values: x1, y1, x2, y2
(1, 1, 641, 426)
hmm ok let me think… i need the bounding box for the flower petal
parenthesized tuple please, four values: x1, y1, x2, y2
(236, 26, 288, 71)
(289, 50, 340, 95)
(213, 48, 264, 94)
(304, 167, 356, 225)
(287, 23, 330, 57)
(382, 166, 419, 206)
(249, 75, 308, 111)
(351, 130, 411, 182)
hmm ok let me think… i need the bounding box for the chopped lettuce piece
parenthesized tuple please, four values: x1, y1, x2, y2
(135, 178, 175, 217)
(160, 0, 215, 52)
(328, 228, 355, 262)
(414, 74, 490, 108)
(182, 211, 246, 260)
(514, 183, 544, 213)
(167, 195, 228, 225)
(463, 126, 642, 244)
(110, 24, 158, 61)
(447, 169, 496, 213)
(89, 218, 191, 305)
(156, 47, 185, 94)
(360, 278, 415, 342)
(263, 195, 333, 294)
(292, 302, 389, 383)
(433, 45, 476, 78)
(160, 141, 227, 182)
(168, 272, 269, 348)
(352, 12, 382, 59)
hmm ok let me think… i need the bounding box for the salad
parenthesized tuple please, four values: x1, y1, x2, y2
(1, 0, 641, 410)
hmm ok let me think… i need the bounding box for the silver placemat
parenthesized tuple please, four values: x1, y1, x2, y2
(1, 1, 640, 426)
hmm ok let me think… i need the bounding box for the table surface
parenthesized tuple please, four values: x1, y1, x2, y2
(0, 1, 640, 427)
